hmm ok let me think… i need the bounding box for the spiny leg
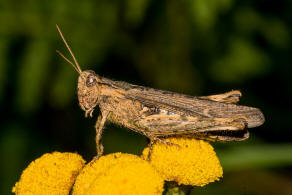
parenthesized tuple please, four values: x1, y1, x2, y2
(147, 139, 155, 161)
(94, 111, 109, 159)
(193, 116, 250, 142)
(191, 116, 249, 142)
(146, 133, 181, 161)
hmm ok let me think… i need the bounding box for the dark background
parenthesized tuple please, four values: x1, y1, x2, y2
(1, 0, 292, 194)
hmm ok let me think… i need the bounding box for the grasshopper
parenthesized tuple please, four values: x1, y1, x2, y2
(56, 25, 265, 158)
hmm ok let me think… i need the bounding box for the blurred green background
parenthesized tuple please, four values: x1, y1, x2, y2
(1, 0, 292, 194)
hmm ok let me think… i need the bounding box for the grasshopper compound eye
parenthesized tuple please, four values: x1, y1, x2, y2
(86, 74, 97, 87)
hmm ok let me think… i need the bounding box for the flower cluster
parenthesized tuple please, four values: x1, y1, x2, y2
(142, 138, 223, 186)
(12, 152, 85, 195)
(73, 153, 164, 195)
(13, 138, 223, 194)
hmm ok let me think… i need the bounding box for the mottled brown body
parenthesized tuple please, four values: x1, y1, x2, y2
(56, 25, 265, 158)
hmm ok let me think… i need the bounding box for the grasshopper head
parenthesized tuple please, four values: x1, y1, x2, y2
(77, 70, 101, 117)
(56, 25, 101, 117)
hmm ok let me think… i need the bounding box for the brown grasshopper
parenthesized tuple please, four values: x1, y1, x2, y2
(56, 25, 265, 158)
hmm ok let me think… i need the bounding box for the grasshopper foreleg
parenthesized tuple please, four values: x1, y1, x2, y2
(94, 111, 109, 158)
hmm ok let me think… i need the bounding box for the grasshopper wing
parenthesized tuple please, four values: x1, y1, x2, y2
(125, 85, 265, 128)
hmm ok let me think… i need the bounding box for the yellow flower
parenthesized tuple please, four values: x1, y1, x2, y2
(12, 152, 85, 195)
(142, 138, 223, 186)
(73, 152, 164, 195)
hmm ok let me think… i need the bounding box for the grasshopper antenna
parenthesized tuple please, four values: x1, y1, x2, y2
(56, 50, 81, 74)
(56, 24, 82, 74)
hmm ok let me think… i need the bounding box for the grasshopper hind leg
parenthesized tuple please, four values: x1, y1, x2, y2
(201, 90, 242, 104)
(192, 116, 249, 141)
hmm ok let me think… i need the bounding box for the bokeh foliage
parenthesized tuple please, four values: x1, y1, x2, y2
(1, 0, 292, 194)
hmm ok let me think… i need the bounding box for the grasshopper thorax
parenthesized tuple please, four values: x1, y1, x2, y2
(77, 70, 101, 117)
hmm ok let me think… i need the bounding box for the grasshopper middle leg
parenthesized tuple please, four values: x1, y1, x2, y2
(145, 132, 181, 161)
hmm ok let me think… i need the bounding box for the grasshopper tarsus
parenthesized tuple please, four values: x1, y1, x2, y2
(155, 138, 181, 149)
(146, 135, 181, 161)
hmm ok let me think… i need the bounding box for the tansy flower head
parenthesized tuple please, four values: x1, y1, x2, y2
(12, 152, 85, 195)
(73, 152, 164, 195)
(142, 138, 223, 186)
